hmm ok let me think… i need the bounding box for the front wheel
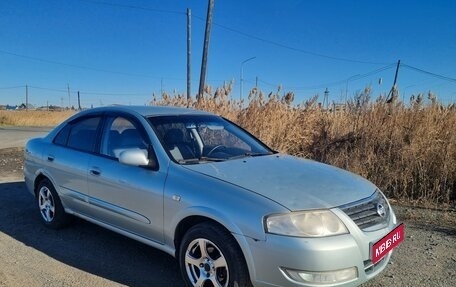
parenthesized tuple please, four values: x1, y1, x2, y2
(179, 222, 252, 287)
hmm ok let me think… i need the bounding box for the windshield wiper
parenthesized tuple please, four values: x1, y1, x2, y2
(247, 152, 274, 157)
(178, 157, 226, 164)
(178, 152, 273, 164)
(228, 152, 273, 160)
(199, 156, 226, 162)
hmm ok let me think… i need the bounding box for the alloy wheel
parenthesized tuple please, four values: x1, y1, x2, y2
(38, 186, 55, 222)
(184, 238, 229, 287)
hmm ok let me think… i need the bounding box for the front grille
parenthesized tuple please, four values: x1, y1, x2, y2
(340, 191, 390, 231)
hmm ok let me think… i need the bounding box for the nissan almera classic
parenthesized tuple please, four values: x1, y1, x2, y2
(24, 105, 403, 287)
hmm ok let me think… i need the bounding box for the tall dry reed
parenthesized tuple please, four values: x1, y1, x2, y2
(154, 85, 455, 206)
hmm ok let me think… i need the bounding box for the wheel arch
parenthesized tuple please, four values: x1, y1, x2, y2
(174, 215, 224, 257)
(172, 213, 258, 282)
(33, 171, 56, 198)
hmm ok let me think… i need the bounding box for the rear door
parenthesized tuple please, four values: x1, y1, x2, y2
(45, 116, 102, 214)
(86, 115, 166, 243)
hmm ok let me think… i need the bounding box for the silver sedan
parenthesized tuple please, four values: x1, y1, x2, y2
(24, 105, 403, 287)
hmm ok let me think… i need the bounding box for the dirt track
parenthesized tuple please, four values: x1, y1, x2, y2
(0, 147, 455, 287)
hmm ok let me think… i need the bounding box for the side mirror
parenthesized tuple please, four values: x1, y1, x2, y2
(119, 149, 153, 168)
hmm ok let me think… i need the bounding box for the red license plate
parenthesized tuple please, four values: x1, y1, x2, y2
(372, 223, 404, 264)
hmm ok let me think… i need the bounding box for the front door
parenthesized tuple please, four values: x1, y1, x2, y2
(87, 115, 165, 243)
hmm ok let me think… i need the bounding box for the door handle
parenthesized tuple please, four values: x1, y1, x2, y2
(89, 168, 101, 176)
(47, 155, 55, 162)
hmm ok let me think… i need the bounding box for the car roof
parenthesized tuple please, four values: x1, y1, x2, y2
(45, 105, 216, 143)
(78, 105, 213, 117)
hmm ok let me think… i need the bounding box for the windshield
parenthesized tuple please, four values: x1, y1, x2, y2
(148, 115, 273, 164)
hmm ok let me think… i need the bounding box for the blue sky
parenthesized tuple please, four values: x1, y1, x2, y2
(1, 0, 455, 108)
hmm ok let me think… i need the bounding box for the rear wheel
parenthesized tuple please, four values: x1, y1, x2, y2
(36, 178, 71, 229)
(179, 222, 252, 287)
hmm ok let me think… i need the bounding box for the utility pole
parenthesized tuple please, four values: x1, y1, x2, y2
(392, 60, 400, 87)
(198, 0, 215, 101)
(345, 74, 361, 103)
(67, 84, 71, 108)
(324, 88, 329, 109)
(160, 78, 163, 96)
(187, 8, 192, 103)
(25, 85, 28, 110)
(386, 60, 401, 103)
(77, 91, 81, 110)
(240, 56, 256, 102)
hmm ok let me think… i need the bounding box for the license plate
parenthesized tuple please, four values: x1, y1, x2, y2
(372, 223, 404, 264)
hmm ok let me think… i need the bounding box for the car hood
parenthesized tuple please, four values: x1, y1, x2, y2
(183, 154, 377, 210)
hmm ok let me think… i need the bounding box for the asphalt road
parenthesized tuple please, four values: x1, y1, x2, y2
(0, 127, 51, 149)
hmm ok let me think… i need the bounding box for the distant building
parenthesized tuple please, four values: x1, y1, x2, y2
(17, 103, 36, 110)
(330, 103, 347, 113)
(0, 105, 18, 110)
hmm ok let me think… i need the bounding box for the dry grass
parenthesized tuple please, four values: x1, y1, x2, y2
(0, 110, 75, 127)
(2, 85, 455, 206)
(154, 85, 456, 207)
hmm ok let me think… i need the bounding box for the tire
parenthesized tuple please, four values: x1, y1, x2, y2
(179, 222, 252, 287)
(36, 178, 72, 229)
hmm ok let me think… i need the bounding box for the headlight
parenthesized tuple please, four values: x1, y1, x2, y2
(265, 210, 348, 237)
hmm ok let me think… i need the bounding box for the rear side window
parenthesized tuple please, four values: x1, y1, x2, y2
(54, 117, 101, 153)
(53, 125, 71, 146)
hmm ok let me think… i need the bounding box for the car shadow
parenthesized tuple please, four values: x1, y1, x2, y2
(0, 181, 185, 287)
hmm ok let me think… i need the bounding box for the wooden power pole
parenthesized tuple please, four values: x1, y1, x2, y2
(77, 91, 81, 110)
(67, 84, 71, 108)
(386, 60, 401, 103)
(187, 8, 192, 103)
(197, 0, 214, 101)
(25, 84, 28, 110)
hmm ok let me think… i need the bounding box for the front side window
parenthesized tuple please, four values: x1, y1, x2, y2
(148, 115, 273, 163)
(100, 116, 148, 159)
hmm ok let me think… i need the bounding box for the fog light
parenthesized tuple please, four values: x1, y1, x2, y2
(281, 266, 358, 285)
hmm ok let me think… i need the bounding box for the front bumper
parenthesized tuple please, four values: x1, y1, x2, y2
(240, 208, 397, 287)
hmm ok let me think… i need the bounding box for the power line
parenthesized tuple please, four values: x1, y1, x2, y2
(351, 64, 397, 80)
(64, 2, 456, 90)
(0, 49, 154, 78)
(254, 64, 395, 91)
(29, 85, 150, 96)
(0, 84, 151, 97)
(255, 79, 278, 88)
(79, 90, 150, 96)
(77, 0, 185, 15)
(29, 85, 68, 93)
(0, 49, 185, 81)
(193, 16, 390, 65)
(0, 85, 26, 90)
(402, 64, 456, 83)
(74, 0, 390, 65)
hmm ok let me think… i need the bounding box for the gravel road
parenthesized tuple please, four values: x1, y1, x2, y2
(0, 146, 455, 287)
